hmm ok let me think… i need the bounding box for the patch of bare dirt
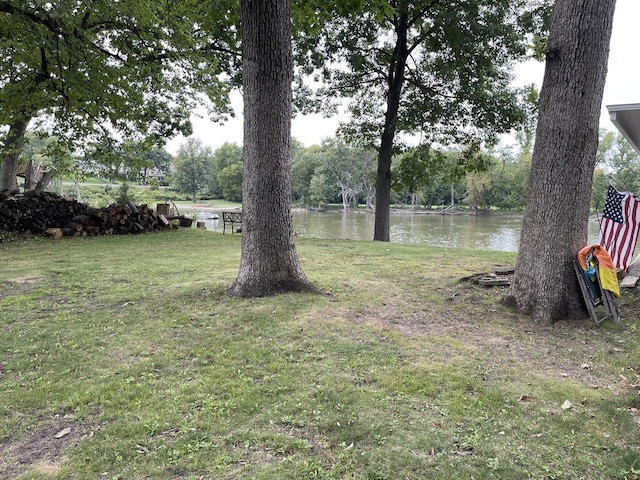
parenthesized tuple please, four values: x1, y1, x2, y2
(310, 282, 634, 393)
(0, 275, 46, 300)
(0, 418, 87, 480)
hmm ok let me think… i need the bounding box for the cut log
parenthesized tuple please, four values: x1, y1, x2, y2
(127, 201, 139, 215)
(72, 214, 91, 225)
(66, 222, 84, 232)
(85, 206, 101, 217)
(44, 227, 63, 239)
(0, 192, 171, 237)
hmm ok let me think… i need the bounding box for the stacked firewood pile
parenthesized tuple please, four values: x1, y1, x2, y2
(0, 191, 173, 238)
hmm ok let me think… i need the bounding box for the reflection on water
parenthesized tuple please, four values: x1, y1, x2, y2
(195, 209, 604, 253)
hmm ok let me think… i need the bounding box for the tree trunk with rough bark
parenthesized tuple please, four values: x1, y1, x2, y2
(24, 159, 35, 191)
(230, 0, 317, 297)
(373, 11, 408, 242)
(503, 0, 617, 323)
(0, 117, 30, 193)
(34, 169, 54, 192)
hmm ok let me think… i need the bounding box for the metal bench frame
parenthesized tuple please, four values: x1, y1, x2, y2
(222, 211, 242, 234)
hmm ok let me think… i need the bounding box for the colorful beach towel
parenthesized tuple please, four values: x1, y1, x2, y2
(577, 244, 620, 298)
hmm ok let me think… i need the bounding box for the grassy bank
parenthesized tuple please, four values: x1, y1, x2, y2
(1, 230, 640, 479)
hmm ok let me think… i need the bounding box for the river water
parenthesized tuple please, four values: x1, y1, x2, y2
(194, 209, 605, 253)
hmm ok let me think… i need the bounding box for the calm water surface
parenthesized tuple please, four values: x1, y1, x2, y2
(197, 210, 602, 253)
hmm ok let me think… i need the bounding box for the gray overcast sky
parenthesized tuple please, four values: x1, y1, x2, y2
(167, 0, 640, 154)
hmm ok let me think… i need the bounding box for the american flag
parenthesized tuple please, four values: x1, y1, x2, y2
(598, 185, 640, 271)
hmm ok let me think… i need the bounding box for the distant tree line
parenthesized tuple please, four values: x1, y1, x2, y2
(19, 127, 637, 213)
(169, 138, 243, 203)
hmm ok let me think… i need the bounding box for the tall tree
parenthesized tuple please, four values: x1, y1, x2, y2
(291, 144, 322, 205)
(590, 130, 640, 213)
(503, 0, 617, 323)
(171, 138, 213, 203)
(598, 131, 640, 194)
(301, 0, 551, 240)
(142, 147, 173, 180)
(320, 139, 375, 211)
(0, 0, 237, 192)
(210, 142, 243, 197)
(231, 0, 317, 297)
(217, 162, 243, 202)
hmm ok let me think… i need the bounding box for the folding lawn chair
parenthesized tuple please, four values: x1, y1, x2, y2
(573, 247, 620, 326)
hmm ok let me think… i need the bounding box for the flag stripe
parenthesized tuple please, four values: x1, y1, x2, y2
(619, 195, 640, 267)
(598, 186, 640, 271)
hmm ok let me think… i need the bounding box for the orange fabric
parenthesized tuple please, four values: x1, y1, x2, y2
(577, 244, 620, 298)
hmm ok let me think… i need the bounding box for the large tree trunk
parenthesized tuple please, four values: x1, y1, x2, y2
(373, 11, 409, 242)
(231, 0, 317, 297)
(0, 117, 30, 193)
(34, 169, 54, 192)
(24, 159, 35, 191)
(503, 0, 616, 323)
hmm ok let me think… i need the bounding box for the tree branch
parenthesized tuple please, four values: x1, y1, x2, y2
(0, 1, 63, 36)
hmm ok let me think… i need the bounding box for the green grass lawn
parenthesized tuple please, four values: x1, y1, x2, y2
(1, 229, 640, 479)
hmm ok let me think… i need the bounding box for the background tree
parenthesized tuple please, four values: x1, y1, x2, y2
(394, 144, 490, 211)
(18, 132, 73, 192)
(291, 143, 322, 206)
(0, 0, 238, 192)
(210, 143, 243, 198)
(591, 168, 610, 214)
(142, 147, 173, 181)
(419, 180, 451, 210)
(171, 138, 213, 203)
(320, 139, 375, 211)
(393, 144, 448, 210)
(503, 0, 617, 323)
(487, 156, 531, 211)
(82, 139, 155, 184)
(217, 162, 243, 202)
(590, 130, 640, 213)
(308, 170, 332, 209)
(231, 0, 316, 297)
(513, 84, 541, 159)
(118, 140, 156, 184)
(461, 145, 531, 213)
(599, 130, 640, 192)
(302, 0, 551, 240)
(355, 147, 377, 211)
(464, 171, 492, 214)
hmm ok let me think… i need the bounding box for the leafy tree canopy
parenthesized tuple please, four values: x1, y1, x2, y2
(0, 0, 239, 154)
(298, 0, 552, 149)
(292, 0, 551, 240)
(217, 162, 243, 202)
(594, 129, 640, 202)
(171, 138, 213, 202)
(211, 142, 243, 198)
